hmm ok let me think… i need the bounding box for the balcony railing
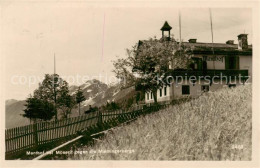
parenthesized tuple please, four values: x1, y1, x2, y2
(167, 69, 249, 79)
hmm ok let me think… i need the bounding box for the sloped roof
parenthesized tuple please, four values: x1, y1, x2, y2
(181, 42, 252, 51)
(181, 42, 252, 55)
(137, 40, 252, 56)
(160, 21, 172, 31)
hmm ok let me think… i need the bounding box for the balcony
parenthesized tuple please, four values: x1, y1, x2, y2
(167, 69, 249, 79)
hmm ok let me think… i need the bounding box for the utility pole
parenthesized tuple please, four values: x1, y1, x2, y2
(54, 53, 57, 121)
(179, 10, 182, 60)
(209, 8, 215, 71)
(179, 10, 182, 45)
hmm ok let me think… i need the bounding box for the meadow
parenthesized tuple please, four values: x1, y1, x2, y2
(70, 84, 252, 160)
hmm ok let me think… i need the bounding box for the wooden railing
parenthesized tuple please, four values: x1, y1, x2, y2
(5, 103, 168, 159)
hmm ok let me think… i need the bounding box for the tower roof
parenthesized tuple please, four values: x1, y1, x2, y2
(160, 21, 172, 31)
(237, 34, 248, 38)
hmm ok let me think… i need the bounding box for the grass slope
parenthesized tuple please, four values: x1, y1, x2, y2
(71, 84, 252, 160)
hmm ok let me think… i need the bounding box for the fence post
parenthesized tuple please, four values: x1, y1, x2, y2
(33, 123, 38, 148)
(98, 111, 103, 126)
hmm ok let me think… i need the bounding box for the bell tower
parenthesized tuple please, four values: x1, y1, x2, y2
(161, 21, 172, 40)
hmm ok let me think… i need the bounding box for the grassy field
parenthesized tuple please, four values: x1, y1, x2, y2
(70, 84, 252, 160)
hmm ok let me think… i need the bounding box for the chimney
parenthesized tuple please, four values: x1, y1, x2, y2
(226, 40, 234, 45)
(188, 39, 197, 43)
(237, 34, 248, 50)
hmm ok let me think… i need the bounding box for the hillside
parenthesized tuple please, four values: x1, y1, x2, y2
(5, 79, 135, 128)
(5, 99, 19, 106)
(69, 79, 135, 117)
(5, 100, 30, 128)
(71, 84, 252, 160)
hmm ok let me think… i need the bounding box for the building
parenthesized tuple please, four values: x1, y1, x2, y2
(144, 21, 252, 103)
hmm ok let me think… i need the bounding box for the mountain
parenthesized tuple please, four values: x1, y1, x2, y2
(69, 79, 135, 117)
(69, 79, 108, 106)
(5, 100, 30, 128)
(6, 79, 136, 128)
(5, 99, 19, 106)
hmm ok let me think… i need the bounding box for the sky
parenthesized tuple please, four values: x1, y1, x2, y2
(1, 3, 252, 100)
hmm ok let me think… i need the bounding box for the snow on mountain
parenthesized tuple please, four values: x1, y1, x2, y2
(80, 82, 92, 90)
(112, 90, 120, 96)
(82, 97, 95, 106)
(6, 79, 136, 128)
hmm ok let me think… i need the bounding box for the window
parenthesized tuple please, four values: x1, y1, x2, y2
(202, 60, 207, 70)
(201, 85, 209, 92)
(147, 93, 149, 100)
(202, 56, 208, 71)
(164, 86, 167, 96)
(228, 84, 236, 88)
(150, 92, 153, 99)
(159, 88, 162, 97)
(182, 85, 190, 95)
(225, 56, 239, 70)
(192, 57, 203, 70)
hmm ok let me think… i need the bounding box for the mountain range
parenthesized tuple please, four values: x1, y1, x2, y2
(5, 79, 135, 129)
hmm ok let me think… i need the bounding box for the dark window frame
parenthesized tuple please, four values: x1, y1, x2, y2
(225, 56, 240, 70)
(159, 88, 162, 97)
(182, 85, 190, 95)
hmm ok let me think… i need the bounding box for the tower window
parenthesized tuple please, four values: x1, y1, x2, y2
(164, 86, 167, 96)
(159, 88, 162, 97)
(147, 93, 149, 100)
(150, 92, 153, 99)
(182, 85, 190, 95)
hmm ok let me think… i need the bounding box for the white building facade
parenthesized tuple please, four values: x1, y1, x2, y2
(144, 22, 252, 104)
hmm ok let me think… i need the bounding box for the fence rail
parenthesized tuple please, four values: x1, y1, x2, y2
(5, 103, 168, 159)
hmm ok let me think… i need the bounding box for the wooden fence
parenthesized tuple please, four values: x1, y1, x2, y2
(5, 104, 167, 159)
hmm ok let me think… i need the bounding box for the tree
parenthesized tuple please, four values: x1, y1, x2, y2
(23, 96, 55, 123)
(28, 73, 74, 120)
(135, 91, 144, 104)
(112, 37, 192, 103)
(56, 80, 76, 119)
(104, 101, 120, 111)
(75, 87, 86, 115)
(112, 55, 136, 88)
(33, 74, 62, 120)
(126, 97, 134, 108)
(33, 74, 60, 102)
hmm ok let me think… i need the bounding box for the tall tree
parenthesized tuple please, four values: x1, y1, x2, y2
(33, 74, 61, 120)
(75, 87, 86, 115)
(27, 74, 74, 120)
(112, 37, 192, 103)
(33, 74, 60, 102)
(56, 81, 76, 119)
